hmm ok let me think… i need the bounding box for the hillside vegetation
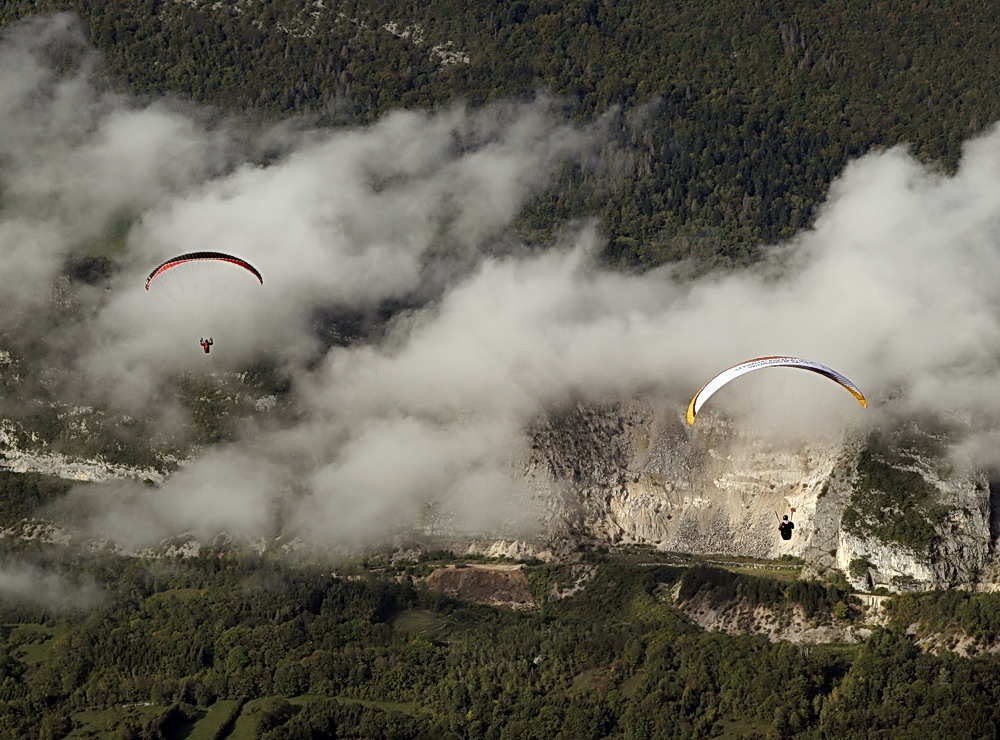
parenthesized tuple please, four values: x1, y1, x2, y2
(1, 546, 1000, 738)
(5, 0, 1000, 269)
(3, 3, 1000, 737)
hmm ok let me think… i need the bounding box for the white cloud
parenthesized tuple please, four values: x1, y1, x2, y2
(0, 560, 102, 610)
(8, 14, 1000, 552)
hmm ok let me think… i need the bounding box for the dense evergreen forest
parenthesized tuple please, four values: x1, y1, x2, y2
(2, 541, 1000, 739)
(4, 0, 1000, 269)
(4, 2, 1000, 738)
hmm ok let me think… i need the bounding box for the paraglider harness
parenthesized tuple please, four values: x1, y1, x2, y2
(200, 337, 214, 354)
(777, 513, 795, 541)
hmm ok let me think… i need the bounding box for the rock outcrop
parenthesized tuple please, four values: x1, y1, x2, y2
(423, 564, 537, 610)
(521, 401, 996, 592)
(2, 395, 996, 592)
(0, 418, 165, 483)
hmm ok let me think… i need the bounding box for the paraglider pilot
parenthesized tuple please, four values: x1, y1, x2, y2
(200, 337, 214, 354)
(779, 515, 794, 541)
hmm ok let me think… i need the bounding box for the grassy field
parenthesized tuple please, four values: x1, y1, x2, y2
(678, 553, 803, 582)
(223, 694, 419, 738)
(4, 622, 68, 665)
(712, 716, 773, 738)
(568, 667, 613, 697)
(58, 699, 256, 740)
(391, 608, 450, 638)
(186, 700, 241, 740)
(724, 563, 803, 582)
(226, 697, 272, 740)
(607, 547, 805, 582)
(67, 704, 167, 738)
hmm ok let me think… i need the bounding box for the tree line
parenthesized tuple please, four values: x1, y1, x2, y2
(4, 0, 1000, 269)
(0, 549, 999, 737)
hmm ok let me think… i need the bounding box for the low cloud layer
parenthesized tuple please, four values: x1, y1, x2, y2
(5, 15, 1000, 550)
(0, 560, 102, 610)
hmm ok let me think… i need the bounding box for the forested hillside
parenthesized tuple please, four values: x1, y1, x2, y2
(5, 0, 999, 268)
(4, 3, 1000, 738)
(2, 543, 1000, 739)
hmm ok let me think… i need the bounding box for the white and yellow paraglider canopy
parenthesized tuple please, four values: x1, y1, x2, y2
(686, 356, 867, 425)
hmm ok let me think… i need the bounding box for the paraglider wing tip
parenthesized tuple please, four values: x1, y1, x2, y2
(848, 388, 868, 408)
(686, 399, 698, 425)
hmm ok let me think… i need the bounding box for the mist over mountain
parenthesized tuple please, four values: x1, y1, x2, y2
(4, 14, 1000, 555)
(7, 7, 1000, 739)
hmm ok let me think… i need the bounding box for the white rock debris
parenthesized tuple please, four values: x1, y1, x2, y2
(0, 419, 165, 483)
(169, 0, 469, 67)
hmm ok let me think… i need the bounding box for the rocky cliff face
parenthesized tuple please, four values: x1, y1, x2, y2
(0, 418, 165, 483)
(1, 396, 994, 592)
(822, 436, 992, 592)
(519, 401, 996, 592)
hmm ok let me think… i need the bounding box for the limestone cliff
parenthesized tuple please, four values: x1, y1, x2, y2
(0, 418, 165, 483)
(518, 401, 996, 592)
(1, 395, 995, 592)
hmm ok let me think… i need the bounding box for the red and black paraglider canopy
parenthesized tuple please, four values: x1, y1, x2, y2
(145, 251, 263, 291)
(145, 252, 263, 351)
